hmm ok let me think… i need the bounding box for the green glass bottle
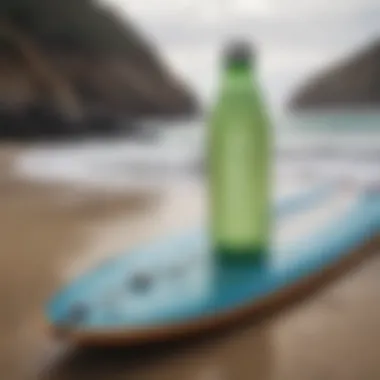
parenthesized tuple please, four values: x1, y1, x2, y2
(208, 40, 272, 265)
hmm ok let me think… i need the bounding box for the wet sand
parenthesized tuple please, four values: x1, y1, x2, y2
(0, 144, 379, 380)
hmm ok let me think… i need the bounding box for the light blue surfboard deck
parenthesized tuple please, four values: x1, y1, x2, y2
(46, 186, 380, 345)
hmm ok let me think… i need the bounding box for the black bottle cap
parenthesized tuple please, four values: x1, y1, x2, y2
(224, 39, 255, 65)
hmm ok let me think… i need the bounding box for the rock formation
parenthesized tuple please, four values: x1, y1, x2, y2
(289, 39, 380, 110)
(0, 0, 197, 139)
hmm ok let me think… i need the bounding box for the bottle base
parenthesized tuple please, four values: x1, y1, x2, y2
(214, 245, 269, 267)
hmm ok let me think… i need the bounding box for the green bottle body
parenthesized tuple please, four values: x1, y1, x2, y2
(208, 61, 272, 264)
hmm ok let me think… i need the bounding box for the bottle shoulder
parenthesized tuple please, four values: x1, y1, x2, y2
(211, 97, 271, 127)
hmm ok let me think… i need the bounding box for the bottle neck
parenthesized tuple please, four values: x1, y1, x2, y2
(220, 61, 254, 90)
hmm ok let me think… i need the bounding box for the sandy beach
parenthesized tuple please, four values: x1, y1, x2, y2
(0, 143, 379, 380)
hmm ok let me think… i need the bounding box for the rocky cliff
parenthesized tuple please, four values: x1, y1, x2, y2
(0, 0, 197, 139)
(289, 39, 380, 110)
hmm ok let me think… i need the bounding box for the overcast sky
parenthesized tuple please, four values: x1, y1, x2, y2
(102, 0, 380, 108)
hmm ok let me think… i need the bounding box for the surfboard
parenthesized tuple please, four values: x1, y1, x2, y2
(46, 184, 380, 346)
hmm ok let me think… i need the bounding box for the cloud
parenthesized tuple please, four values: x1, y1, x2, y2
(104, 0, 380, 24)
(267, 0, 380, 17)
(162, 44, 342, 106)
(100, 0, 380, 106)
(103, 0, 380, 64)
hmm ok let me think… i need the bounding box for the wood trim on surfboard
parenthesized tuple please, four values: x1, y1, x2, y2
(45, 234, 380, 347)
